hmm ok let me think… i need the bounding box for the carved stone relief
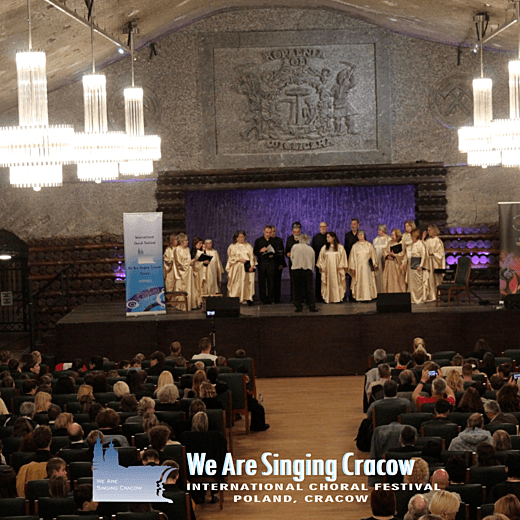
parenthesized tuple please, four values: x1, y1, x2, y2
(429, 74, 473, 129)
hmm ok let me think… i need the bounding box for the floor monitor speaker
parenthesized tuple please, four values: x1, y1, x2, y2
(206, 297, 240, 318)
(376, 293, 412, 313)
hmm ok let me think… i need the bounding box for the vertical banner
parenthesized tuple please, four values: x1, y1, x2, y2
(123, 213, 166, 316)
(499, 202, 520, 296)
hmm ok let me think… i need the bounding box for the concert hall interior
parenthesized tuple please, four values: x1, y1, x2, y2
(1, 1, 520, 519)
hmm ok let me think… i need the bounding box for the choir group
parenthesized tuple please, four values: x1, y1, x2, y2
(162, 218, 446, 310)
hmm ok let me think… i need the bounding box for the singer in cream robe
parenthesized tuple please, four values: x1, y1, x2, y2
(425, 226, 446, 302)
(226, 234, 256, 303)
(382, 229, 407, 293)
(349, 232, 378, 302)
(373, 225, 391, 294)
(163, 235, 178, 295)
(172, 238, 195, 311)
(191, 249, 206, 309)
(316, 237, 348, 303)
(408, 234, 429, 304)
(202, 239, 223, 295)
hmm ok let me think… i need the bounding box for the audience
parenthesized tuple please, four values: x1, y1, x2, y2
(362, 488, 400, 520)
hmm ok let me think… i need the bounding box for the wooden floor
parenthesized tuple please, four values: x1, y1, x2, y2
(196, 375, 373, 519)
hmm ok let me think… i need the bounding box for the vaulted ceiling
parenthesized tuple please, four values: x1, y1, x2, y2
(0, 0, 517, 115)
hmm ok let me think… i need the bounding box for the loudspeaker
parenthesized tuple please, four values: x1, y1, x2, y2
(376, 293, 412, 313)
(505, 294, 520, 310)
(206, 297, 240, 318)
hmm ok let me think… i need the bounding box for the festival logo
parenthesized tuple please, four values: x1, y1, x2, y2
(93, 437, 174, 502)
(235, 48, 358, 151)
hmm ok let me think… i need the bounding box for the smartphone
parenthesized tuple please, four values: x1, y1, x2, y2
(514, 373, 520, 380)
(206, 310, 216, 317)
(429, 370, 437, 377)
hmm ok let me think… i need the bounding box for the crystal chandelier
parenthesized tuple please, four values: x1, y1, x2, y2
(119, 24, 161, 176)
(0, 0, 74, 189)
(458, 13, 501, 168)
(491, 1, 520, 167)
(75, 3, 126, 182)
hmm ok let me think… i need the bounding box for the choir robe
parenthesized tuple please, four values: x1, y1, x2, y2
(202, 249, 223, 295)
(163, 246, 177, 293)
(382, 239, 407, 293)
(425, 236, 446, 302)
(191, 250, 206, 308)
(373, 235, 391, 293)
(173, 246, 195, 311)
(408, 240, 429, 304)
(349, 241, 378, 302)
(226, 242, 256, 303)
(316, 244, 349, 303)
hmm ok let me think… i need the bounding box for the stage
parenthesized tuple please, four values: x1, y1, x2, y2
(55, 291, 520, 377)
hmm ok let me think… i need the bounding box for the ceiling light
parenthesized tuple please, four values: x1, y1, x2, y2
(0, 255, 12, 261)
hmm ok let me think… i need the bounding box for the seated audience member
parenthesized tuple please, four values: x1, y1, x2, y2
(95, 409, 128, 447)
(126, 369, 153, 399)
(481, 352, 496, 379)
(498, 384, 520, 413)
(366, 363, 391, 402)
(143, 412, 159, 433)
(448, 413, 492, 451)
(404, 494, 429, 520)
(451, 354, 464, 366)
(495, 494, 520, 520)
(366, 380, 412, 420)
(24, 361, 40, 378)
(34, 391, 52, 414)
(404, 457, 430, 485)
(64, 423, 87, 449)
(467, 338, 492, 360)
(119, 360, 131, 370)
(49, 475, 69, 498)
(148, 425, 179, 454)
(444, 370, 464, 392)
(166, 342, 187, 366)
(156, 370, 174, 391)
(72, 431, 104, 462)
(461, 363, 474, 382)
(369, 422, 407, 484)
(454, 387, 484, 413)
(361, 488, 400, 520)
(422, 399, 455, 427)
(54, 376, 75, 395)
(146, 351, 168, 376)
(391, 425, 418, 453)
(156, 385, 181, 411)
(498, 363, 513, 382)
(491, 454, 520, 501)
(126, 397, 155, 424)
(73, 484, 98, 514)
(423, 469, 460, 503)
(16, 425, 53, 496)
(200, 381, 224, 410)
(46, 457, 67, 478)
(493, 430, 512, 452)
(186, 370, 209, 399)
(142, 449, 160, 466)
(91, 373, 108, 393)
(445, 455, 467, 486)
(413, 349, 428, 369)
(0, 466, 17, 498)
(159, 461, 196, 519)
(421, 440, 442, 464)
(490, 374, 506, 391)
(396, 351, 412, 370)
(77, 384, 93, 401)
(216, 356, 227, 367)
(413, 337, 429, 358)
(12, 417, 33, 438)
(113, 381, 130, 400)
(0, 350, 10, 365)
(429, 490, 461, 520)
(191, 337, 217, 364)
(88, 402, 104, 422)
(485, 400, 519, 425)
(130, 358, 142, 370)
(53, 412, 74, 437)
(87, 356, 103, 372)
(173, 399, 206, 439)
(1, 375, 14, 388)
(119, 394, 138, 413)
(413, 371, 456, 411)
(477, 442, 499, 466)
(8, 358, 21, 374)
(9, 402, 37, 428)
(397, 369, 416, 392)
(23, 379, 37, 395)
(207, 367, 228, 395)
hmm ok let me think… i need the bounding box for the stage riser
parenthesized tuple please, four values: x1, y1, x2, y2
(56, 309, 520, 377)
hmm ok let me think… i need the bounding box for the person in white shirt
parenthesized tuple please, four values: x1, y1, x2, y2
(290, 234, 319, 313)
(191, 337, 217, 364)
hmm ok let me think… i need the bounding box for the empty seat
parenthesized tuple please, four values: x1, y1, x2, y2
(37, 497, 76, 520)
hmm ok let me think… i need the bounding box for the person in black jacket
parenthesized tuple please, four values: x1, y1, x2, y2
(253, 226, 276, 305)
(344, 218, 360, 301)
(269, 226, 286, 304)
(146, 352, 168, 376)
(311, 222, 328, 302)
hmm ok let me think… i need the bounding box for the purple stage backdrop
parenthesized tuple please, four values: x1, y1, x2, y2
(185, 185, 416, 273)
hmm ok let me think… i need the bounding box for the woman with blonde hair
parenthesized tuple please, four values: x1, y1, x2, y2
(187, 370, 208, 398)
(54, 412, 74, 436)
(403, 457, 429, 485)
(156, 371, 174, 394)
(113, 381, 130, 399)
(156, 385, 181, 411)
(424, 224, 446, 302)
(495, 494, 520, 520)
(77, 384, 93, 400)
(226, 231, 256, 305)
(172, 233, 197, 310)
(163, 234, 178, 298)
(373, 224, 391, 294)
(429, 490, 461, 520)
(382, 228, 407, 293)
(445, 370, 464, 393)
(34, 392, 52, 414)
(402, 220, 417, 268)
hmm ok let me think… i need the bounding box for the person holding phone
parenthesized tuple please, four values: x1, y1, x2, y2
(412, 367, 456, 411)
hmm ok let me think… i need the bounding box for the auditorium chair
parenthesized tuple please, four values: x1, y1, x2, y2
(159, 444, 188, 488)
(57, 516, 100, 520)
(485, 422, 517, 435)
(116, 447, 139, 466)
(154, 411, 184, 428)
(399, 413, 432, 431)
(503, 349, 520, 364)
(64, 402, 82, 414)
(26, 479, 50, 514)
(152, 491, 191, 520)
(495, 449, 520, 464)
(421, 424, 460, 447)
(3, 516, 37, 520)
(468, 465, 507, 488)
(456, 503, 469, 520)
(0, 498, 28, 517)
(432, 351, 458, 361)
(76, 477, 93, 487)
(0, 388, 16, 412)
(477, 504, 495, 519)
(0, 425, 13, 439)
(50, 436, 70, 454)
(447, 484, 483, 520)
(36, 497, 76, 520)
(59, 448, 90, 464)
(133, 432, 149, 449)
(448, 412, 473, 429)
(206, 408, 232, 454)
(218, 373, 249, 433)
(11, 451, 35, 472)
(419, 402, 437, 414)
(373, 403, 409, 429)
(93, 392, 117, 405)
(107, 401, 120, 411)
(188, 358, 213, 367)
(12, 396, 34, 415)
(227, 357, 257, 397)
(69, 462, 92, 483)
(50, 394, 78, 409)
(2, 436, 23, 458)
(367, 353, 395, 369)
(436, 256, 472, 307)
(441, 450, 475, 467)
(494, 356, 514, 368)
(122, 422, 144, 441)
(116, 512, 165, 520)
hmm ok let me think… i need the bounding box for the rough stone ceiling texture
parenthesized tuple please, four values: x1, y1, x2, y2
(0, 0, 517, 115)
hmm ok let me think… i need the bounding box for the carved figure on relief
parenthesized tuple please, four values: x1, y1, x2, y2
(234, 49, 358, 151)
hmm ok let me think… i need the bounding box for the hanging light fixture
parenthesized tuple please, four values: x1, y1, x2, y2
(491, 0, 520, 167)
(458, 13, 501, 168)
(75, 0, 126, 182)
(119, 22, 161, 176)
(0, 0, 74, 189)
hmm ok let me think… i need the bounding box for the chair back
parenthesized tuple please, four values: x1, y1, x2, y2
(69, 461, 92, 481)
(447, 484, 482, 520)
(422, 424, 460, 446)
(154, 411, 184, 428)
(227, 357, 256, 394)
(2, 436, 22, 458)
(0, 498, 27, 517)
(496, 449, 520, 464)
(26, 479, 50, 514)
(373, 403, 409, 428)
(59, 449, 90, 464)
(504, 349, 520, 363)
(441, 450, 473, 467)
(107, 401, 120, 411)
(217, 373, 247, 412)
(420, 402, 436, 414)
(153, 491, 189, 520)
(0, 388, 16, 412)
(117, 447, 138, 467)
(399, 413, 432, 430)
(11, 451, 35, 472)
(116, 513, 162, 520)
(161, 444, 187, 487)
(51, 394, 78, 409)
(510, 435, 520, 450)
(454, 257, 471, 286)
(12, 396, 34, 415)
(37, 497, 76, 520)
(469, 465, 507, 488)
(50, 436, 70, 454)
(449, 413, 473, 429)
(478, 504, 495, 519)
(134, 432, 149, 449)
(206, 409, 226, 435)
(433, 351, 458, 361)
(93, 392, 117, 405)
(486, 422, 518, 436)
